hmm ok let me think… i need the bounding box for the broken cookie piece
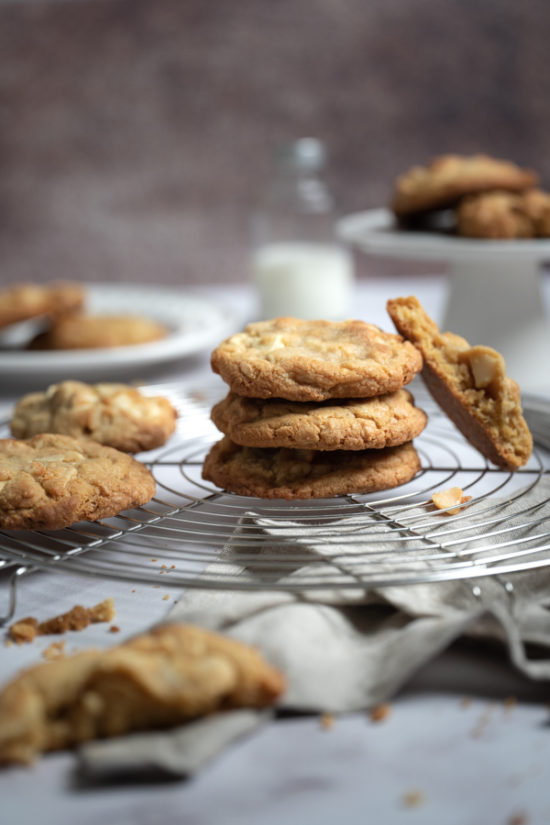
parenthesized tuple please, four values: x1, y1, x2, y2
(9, 599, 116, 644)
(386, 296, 533, 469)
(0, 623, 285, 765)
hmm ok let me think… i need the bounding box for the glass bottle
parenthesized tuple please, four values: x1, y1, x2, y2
(251, 138, 354, 321)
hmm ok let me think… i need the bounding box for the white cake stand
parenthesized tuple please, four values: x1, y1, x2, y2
(337, 208, 550, 393)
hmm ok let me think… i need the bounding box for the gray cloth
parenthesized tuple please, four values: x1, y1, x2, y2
(79, 475, 550, 777)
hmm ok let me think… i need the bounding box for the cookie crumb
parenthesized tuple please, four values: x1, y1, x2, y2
(42, 641, 66, 660)
(402, 789, 424, 808)
(504, 695, 517, 712)
(162, 594, 170, 601)
(507, 814, 528, 825)
(109, 625, 120, 634)
(320, 713, 334, 730)
(9, 617, 39, 644)
(460, 696, 472, 709)
(470, 703, 495, 739)
(151, 558, 158, 563)
(431, 487, 472, 515)
(370, 703, 391, 723)
(9, 599, 115, 643)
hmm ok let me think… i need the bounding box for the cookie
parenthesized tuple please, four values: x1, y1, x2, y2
(211, 389, 427, 451)
(391, 154, 538, 219)
(457, 189, 550, 238)
(0, 282, 85, 329)
(386, 296, 533, 469)
(0, 623, 285, 765)
(11, 381, 177, 453)
(28, 314, 166, 349)
(202, 436, 421, 499)
(211, 317, 422, 402)
(0, 433, 156, 530)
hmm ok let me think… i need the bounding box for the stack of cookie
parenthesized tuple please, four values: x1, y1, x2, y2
(202, 317, 427, 499)
(391, 153, 550, 239)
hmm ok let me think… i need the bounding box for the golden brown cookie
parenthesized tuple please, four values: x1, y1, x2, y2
(0, 623, 285, 765)
(0, 433, 156, 530)
(202, 436, 421, 499)
(28, 314, 166, 349)
(0, 282, 85, 329)
(11, 381, 177, 453)
(211, 389, 427, 451)
(211, 317, 423, 402)
(457, 189, 550, 238)
(391, 154, 538, 219)
(386, 296, 533, 469)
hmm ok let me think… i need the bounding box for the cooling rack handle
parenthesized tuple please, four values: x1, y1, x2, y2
(0, 565, 29, 627)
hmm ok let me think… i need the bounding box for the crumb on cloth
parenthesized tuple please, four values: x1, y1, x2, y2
(9, 598, 115, 644)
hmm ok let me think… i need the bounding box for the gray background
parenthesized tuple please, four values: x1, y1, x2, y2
(1, 0, 549, 286)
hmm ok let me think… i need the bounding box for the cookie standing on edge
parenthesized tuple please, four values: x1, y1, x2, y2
(11, 381, 178, 453)
(391, 154, 538, 220)
(211, 317, 423, 402)
(0, 623, 285, 765)
(386, 295, 533, 469)
(211, 389, 427, 451)
(202, 437, 421, 499)
(0, 433, 157, 530)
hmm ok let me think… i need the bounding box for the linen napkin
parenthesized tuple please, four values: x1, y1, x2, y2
(80, 474, 550, 778)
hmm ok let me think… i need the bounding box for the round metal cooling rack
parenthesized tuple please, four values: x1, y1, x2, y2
(0, 381, 549, 623)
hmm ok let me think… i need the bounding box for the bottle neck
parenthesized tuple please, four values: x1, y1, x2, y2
(268, 166, 333, 215)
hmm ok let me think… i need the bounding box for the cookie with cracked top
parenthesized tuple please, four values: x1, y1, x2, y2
(28, 314, 166, 349)
(0, 433, 156, 530)
(0, 282, 84, 329)
(456, 189, 550, 238)
(211, 389, 427, 451)
(391, 154, 537, 219)
(0, 623, 284, 765)
(202, 436, 421, 499)
(210, 317, 422, 402)
(11, 381, 177, 453)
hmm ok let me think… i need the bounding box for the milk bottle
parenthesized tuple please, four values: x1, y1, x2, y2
(252, 139, 354, 321)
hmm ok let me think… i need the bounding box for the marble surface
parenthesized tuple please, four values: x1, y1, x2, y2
(1, 277, 550, 825)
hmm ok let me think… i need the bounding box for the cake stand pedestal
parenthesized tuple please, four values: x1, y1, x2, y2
(337, 208, 550, 394)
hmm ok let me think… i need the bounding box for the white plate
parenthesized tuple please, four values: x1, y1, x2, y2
(0, 285, 239, 384)
(337, 207, 550, 261)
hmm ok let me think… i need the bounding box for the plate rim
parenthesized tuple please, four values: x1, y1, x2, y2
(336, 207, 550, 261)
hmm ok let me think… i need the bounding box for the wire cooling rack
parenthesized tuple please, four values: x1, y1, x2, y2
(0, 380, 549, 622)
